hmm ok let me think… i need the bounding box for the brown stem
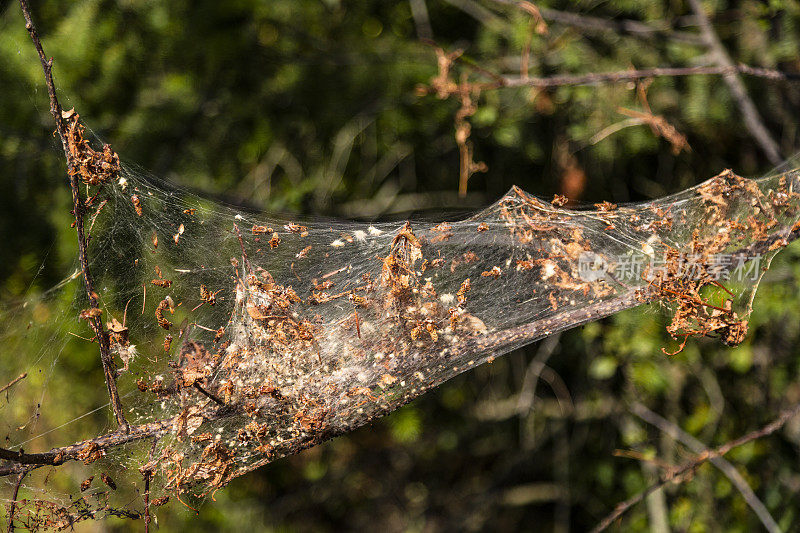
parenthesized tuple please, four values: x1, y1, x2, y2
(233, 223, 254, 275)
(6, 468, 28, 533)
(143, 469, 151, 533)
(16, 0, 128, 432)
(142, 438, 157, 533)
(0, 373, 27, 396)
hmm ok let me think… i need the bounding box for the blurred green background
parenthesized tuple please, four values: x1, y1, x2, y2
(2, 0, 800, 531)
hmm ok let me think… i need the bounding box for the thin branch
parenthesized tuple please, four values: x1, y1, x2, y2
(0, 417, 176, 470)
(0, 373, 27, 396)
(142, 438, 158, 533)
(489, 1, 704, 45)
(194, 382, 226, 406)
(632, 403, 780, 533)
(687, 0, 783, 165)
(591, 402, 800, 533)
(6, 468, 29, 533)
(536, 6, 705, 46)
(16, 0, 128, 431)
(143, 469, 152, 533)
(590, 117, 648, 146)
(499, 64, 800, 88)
(515, 333, 562, 415)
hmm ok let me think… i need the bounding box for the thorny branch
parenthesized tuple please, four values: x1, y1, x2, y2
(590, 402, 800, 533)
(16, 0, 128, 431)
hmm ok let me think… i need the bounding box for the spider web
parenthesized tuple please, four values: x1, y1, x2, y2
(2, 123, 800, 524)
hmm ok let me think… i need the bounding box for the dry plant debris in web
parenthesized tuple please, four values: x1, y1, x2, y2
(3, 106, 800, 524)
(416, 47, 488, 197)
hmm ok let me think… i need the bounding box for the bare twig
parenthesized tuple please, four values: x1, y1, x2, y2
(233, 223, 253, 275)
(515, 333, 561, 415)
(0, 417, 175, 470)
(537, 6, 704, 46)
(640, 460, 670, 533)
(511, 1, 548, 80)
(687, 0, 783, 165)
(591, 403, 800, 533)
(194, 382, 226, 406)
(7, 468, 29, 533)
(612, 83, 690, 154)
(632, 403, 780, 532)
(143, 468, 151, 533)
(489, 1, 704, 45)
(0, 373, 27, 396)
(142, 438, 158, 533)
(499, 64, 800, 88)
(590, 117, 649, 145)
(16, 0, 128, 432)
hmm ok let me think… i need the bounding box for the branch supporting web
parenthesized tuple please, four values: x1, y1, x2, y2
(2, 117, 800, 524)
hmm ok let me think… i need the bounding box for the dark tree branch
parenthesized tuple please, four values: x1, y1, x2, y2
(632, 403, 780, 532)
(687, 0, 783, 166)
(490, 1, 704, 45)
(498, 64, 800, 89)
(462, 0, 703, 45)
(591, 402, 800, 533)
(0, 417, 175, 471)
(194, 382, 226, 406)
(447, 0, 787, 165)
(142, 437, 158, 533)
(143, 469, 151, 533)
(6, 468, 28, 533)
(536, 6, 705, 46)
(16, 0, 128, 431)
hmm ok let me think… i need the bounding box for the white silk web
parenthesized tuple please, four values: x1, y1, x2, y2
(2, 136, 800, 524)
